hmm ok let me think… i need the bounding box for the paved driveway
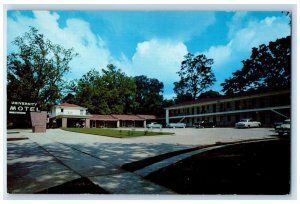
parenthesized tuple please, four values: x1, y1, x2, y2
(6, 127, 276, 194)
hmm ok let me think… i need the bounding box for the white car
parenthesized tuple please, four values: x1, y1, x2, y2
(146, 122, 162, 128)
(275, 119, 290, 136)
(166, 123, 186, 128)
(235, 118, 261, 128)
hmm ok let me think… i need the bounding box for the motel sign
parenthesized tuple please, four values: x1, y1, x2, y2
(9, 101, 39, 114)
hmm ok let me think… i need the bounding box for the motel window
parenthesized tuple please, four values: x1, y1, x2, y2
(80, 110, 84, 115)
(61, 108, 64, 113)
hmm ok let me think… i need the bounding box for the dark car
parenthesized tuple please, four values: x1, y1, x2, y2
(193, 120, 216, 128)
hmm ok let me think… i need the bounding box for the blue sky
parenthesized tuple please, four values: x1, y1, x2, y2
(7, 10, 291, 99)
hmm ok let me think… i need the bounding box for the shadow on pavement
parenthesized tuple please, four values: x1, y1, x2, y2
(7, 140, 80, 194)
(36, 177, 109, 194)
(145, 138, 291, 195)
(63, 142, 195, 166)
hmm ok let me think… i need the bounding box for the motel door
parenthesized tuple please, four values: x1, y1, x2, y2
(92, 121, 96, 128)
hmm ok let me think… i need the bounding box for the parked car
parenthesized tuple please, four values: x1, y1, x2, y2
(275, 119, 290, 136)
(193, 120, 216, 128)
(166, 123, 186, 128)
(235, 118, 261, 128)
(146, 122, 162, 129)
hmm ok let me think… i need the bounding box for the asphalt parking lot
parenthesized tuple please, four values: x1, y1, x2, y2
(117, 127, 277, 145)
(6, 127, 281, 194)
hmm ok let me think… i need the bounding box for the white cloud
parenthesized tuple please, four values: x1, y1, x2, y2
(227, 11, 248, 39)
(203, 14, 290, 71)
(203, 41, 232, 66)
(130, 39, 188, 87)
(232, 15, 290, 52)
(7, 11, 112, 79)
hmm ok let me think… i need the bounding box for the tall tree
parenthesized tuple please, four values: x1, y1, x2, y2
(66, 65, 137, 114)
(67, 69, 110, 114)
(174, 53, 216, 103)
(101, 64, 138, 114)
(134, 75, 164, 115)
(221, 36, 291, 95)
(7, 27, 78, 110)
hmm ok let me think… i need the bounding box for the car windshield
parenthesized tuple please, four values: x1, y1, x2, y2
(283, 120, 290, 124)
(240, 119, 248, 122)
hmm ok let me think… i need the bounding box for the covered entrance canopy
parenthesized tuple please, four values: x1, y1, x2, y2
(51, 115, 91, 128)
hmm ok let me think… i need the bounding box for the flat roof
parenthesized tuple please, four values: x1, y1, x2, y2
(167, 89, 290, 109)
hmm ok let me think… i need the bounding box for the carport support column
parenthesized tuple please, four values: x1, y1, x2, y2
(85, 118, 90, 128)
(165, 109, 169, 125)
(117, 120, 120, 128)
(143, 120, 146, 128)
(62, 117, 67, 128)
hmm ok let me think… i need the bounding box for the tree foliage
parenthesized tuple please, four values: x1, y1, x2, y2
(7, 27, 78, 110)
(199, 90, 221, 99)
(65, 64, 138, 114)
(174, 53, 216, 103)
(134, 75, 164, 115)
(221, 36, 291, 95)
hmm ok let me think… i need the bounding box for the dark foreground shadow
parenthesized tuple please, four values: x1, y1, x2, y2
(36, 177, 109, 194)
(145, 138, 291, 195)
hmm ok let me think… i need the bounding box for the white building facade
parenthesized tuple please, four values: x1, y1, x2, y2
(165, 90, 291, 127)
(49, 103, 91, 128)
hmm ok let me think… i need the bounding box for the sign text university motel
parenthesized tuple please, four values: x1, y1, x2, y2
(9, 101, 39, 114)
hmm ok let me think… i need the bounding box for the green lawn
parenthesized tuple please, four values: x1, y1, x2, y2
(62, 128, 174, 138)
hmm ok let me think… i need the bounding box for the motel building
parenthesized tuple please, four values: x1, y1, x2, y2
(165, 89, 291, 127)
(49, 103, 91, 128)
(49, 103, 160, 128)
